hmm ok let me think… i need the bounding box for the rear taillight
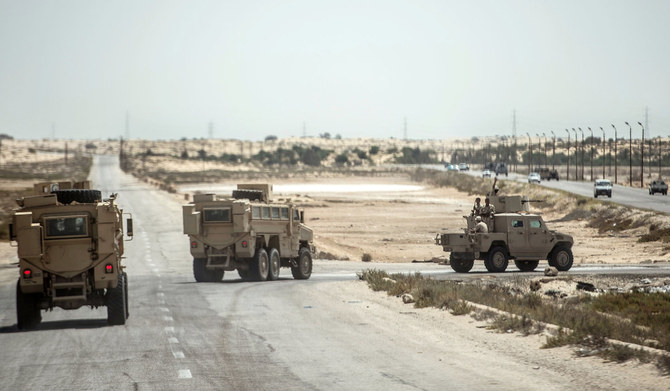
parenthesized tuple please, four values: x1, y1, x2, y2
(22, 269, 32, 279)
(241, 240, 248, 248)
(105, 264, 113, 274)
(191, 241, 198, 248)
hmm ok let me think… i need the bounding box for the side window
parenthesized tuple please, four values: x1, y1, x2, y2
(262, 207, 271, 219)
(530, 220, 542, 229)
(271, 207, 280, 220)
(252, 206, 260, 219)
(281, 208, 289, 220)
(512, 220, 523, 228)
(293, 209, 300, 221)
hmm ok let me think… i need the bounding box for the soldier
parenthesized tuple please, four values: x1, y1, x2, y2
(479, 197, 496, 231)
(471, 197, 482, 216)
(471, 215, 488, 233)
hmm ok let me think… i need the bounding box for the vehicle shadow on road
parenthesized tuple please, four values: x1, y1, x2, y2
(0, 318, 108, 333)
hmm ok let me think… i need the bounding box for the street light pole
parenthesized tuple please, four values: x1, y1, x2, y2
(543, 133, 547, 167)
(625, 122, 632, 187)
(526, 132, 532, 174)
(612, 124, 618, 184)
(565, 129, 570, 180)
(578, 127, 584, 180)
(572, 128, 578, 180)
(600, 127, 605, 179)
(551, 131, 556, 170)
(638, 122, 645, 187)
(536, 133, 541, 170)
(588, 127, 593, 180)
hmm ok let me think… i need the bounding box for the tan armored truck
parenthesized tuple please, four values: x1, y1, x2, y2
(9, 181, 133, 329)
(183, 184, 314, 282)
(435, 194, 574, 273)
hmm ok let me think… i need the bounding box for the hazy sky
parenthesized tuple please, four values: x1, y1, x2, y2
(1, 0, 669, 140)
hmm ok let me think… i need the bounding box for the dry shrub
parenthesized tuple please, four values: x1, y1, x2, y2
(361, 253, 372, 262)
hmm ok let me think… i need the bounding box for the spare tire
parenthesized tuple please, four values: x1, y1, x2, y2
(232, 189, 263, 201)
(52, 189, 102, 204)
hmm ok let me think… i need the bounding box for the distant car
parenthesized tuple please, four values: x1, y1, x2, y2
(649, 180, 668, 195)
(528, 172, 541, 184)
(594, 179, 612, 198)
(443, 161, 451, 168)
(447, 164, 460, 171)
(482, 169, 492, 178)
(495, 163, 508, 177)
(458, 163, 469, 171)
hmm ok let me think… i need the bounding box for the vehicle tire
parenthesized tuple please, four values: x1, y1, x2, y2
(514, 260, 539, 272)
(449, 252, 474, 273)
(51, 189, 102, 205)
(549, 245, 574, 271)
(267, 248, 280, 281)
(16, 279, 41, 330)
(484, 246, 508, 273)
(123, 271, 129, 319)
(232, 189, 263, 201)
(250, 248, 270, 281)
(193, 258, 224, 282)
(107, 273, 127, 325)
(291, 247, 313, 280)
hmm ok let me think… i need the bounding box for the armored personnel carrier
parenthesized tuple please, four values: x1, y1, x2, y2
(435, 194, 574, 273)
(9, 181, 133, 329)
(183, 184, 314, 282)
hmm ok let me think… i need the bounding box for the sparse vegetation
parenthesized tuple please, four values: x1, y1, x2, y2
(358, 269, 670, 372)
(361, 253, 372, 262)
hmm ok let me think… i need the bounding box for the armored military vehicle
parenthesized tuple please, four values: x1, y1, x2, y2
(435, 194, 574, 273)
(183, 184, 314, 282)
(9, 181, 133, 329)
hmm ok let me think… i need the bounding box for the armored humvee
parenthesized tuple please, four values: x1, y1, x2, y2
(435, 194, 574, 273)
(9, 181, 133, 329)
(183, 184, 314, 282)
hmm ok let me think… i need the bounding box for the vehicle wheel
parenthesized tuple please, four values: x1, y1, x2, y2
(291, 247, 312, 280)
(449, 252, 474, 273)
(250, 248, 270, 281)
(267, 248, 281, 281)
(123, 271, 129, 319)
(237, 267, 250, 280)
(232, 189, 263, 201)
(16, 279, 41, 330)
(514, 260, 539, 272)
(608, 193, 612, 198)
(594, 194, 598, 198)
(665, 191, 668, 196)
(484, 246, 508, 273)
(193, 258, 223, 282)
(549, 245, 574, 271)
(107, 273, 127, 325)
(51, 189, 102, 204)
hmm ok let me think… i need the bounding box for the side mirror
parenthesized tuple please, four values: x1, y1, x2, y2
(126, 218, 133, 237)
(300, 211, 304, 224)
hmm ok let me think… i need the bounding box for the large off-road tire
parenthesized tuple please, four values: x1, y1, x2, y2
(267, 248, 281, 281)
(16, 280, 41, 330)
(123, 271, 129, 319)
(51, 189, 102, 205)
(549, 245, 574, 271)
(250, 248, 270, 281)
(193, 258, 224, 282)
(291, 247, 312, 280)
(107, 273, 127, 325)
(232, 189, 263, 201)
(514, 260, 539, 272)
(485, 246, 509, 273)
(449, 252, 475, 273)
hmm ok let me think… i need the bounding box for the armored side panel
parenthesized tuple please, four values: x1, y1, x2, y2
(490, 195, 529, 213)
(22, 194, 58, 208)
(232, 200, 250, 232)
(193, 193, 216, 203)
(14, 212, 42, 258)
(183, 204, 201, 235)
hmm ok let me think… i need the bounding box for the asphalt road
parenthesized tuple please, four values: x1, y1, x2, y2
(1, 156, 669, 390)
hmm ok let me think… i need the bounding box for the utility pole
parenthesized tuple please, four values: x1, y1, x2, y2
(625, 122, 632, 187)
(512, 110, 517, 171)
(612, 124, 618, 184)
(565, 129, 570, 180)
(64, 142, 68, 165)
(125, 112, 130, 140)
(403, 117, 407, 140)
(639, 122, 645, 187)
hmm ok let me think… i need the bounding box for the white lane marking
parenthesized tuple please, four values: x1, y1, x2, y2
(178, 369, 192, 379)
(157, 292, 165, 297)
(145, 243, 151, 248)
(158, 284, 163, 289)
(173, 351, 185, 359)
(164, 326, 175, 332)
(152, 268, 159, 273)
(160, 307, 170, 312)
(156, 274, 161, 278)
(168, 337, 179, 344)
(163, 316, 174, 322)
